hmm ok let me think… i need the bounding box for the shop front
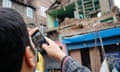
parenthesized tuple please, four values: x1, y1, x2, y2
(63, 27, 120, 72)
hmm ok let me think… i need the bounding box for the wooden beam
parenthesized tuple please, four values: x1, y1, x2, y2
(89, 47, 101, 72)
(69, 50, 82, 64)
(61, 22, 120, 37)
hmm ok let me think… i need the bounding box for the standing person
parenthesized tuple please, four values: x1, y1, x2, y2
(0, 8, 38, 72)
(0, 8, 90, 72)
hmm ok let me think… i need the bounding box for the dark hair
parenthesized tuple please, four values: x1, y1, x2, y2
(0, 8, 30, 72)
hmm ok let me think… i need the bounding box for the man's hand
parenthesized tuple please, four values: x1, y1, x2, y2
(27, 27, 66, 61)
(27, 27, 38, 36)
(27, 27, 38, 48)
(42, 37, 66, 61)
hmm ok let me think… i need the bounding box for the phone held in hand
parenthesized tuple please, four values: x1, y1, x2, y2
(32, 30, 48, 55)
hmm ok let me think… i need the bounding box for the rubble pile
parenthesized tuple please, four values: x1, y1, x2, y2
(58, 12, 119, 33)
(58, 17, 99, 32)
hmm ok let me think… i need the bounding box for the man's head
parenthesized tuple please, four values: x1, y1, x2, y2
(0, 8, 37, 72)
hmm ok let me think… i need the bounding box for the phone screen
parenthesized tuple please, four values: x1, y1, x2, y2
(32, 30, 47, 54)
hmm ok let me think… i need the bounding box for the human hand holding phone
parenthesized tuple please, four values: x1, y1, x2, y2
(42, 37, 66, 61)
(30, 27, 66, 61)
(32, 30, 48, 55)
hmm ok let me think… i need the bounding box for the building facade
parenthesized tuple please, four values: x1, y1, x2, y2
(63, 26, 120, 72)
(0, 0, 36, 25)
(0, 0, 53, 34)
(46, 0, 120, 72)
(100, 0, 114, 15)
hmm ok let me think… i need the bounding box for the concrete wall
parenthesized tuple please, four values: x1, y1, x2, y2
(0, 0, 2, 7)
(30, 0, 52, 26)
(99, 0, 114, 15)
(0, 0, 36, 25)
(47, 15, 55, 29)
(12, 2, 36, 25)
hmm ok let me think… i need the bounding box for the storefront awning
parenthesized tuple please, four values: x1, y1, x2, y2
(63, 27, 120, 50)
(63, 27, 120, 44)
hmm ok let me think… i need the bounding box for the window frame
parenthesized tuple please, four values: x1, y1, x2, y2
(26, 7, 33, 18)
(2, 0, 12, 8)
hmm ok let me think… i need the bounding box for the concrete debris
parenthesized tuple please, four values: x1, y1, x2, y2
(58, 12, 119, 33)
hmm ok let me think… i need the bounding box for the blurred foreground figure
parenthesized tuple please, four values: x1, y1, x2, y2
(0, 8, 38, 72)
(0, 8, 90, 72)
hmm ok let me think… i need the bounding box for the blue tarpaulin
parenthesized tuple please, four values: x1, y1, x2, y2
(63, 27, 120, 50)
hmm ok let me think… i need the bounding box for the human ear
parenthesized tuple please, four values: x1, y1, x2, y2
(25, 46, 35, 68)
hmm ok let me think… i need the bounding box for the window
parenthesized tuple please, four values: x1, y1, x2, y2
(26, 7, 33, 18)
(2, 0, 12, 8)
(40, 6, 47, 17)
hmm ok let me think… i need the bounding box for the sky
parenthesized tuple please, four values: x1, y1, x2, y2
(114, 0, 120, 8)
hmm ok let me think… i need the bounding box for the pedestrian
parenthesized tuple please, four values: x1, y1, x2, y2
(0, 8, 90, 72)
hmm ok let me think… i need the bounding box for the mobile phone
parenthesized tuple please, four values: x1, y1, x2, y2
(32, 30, 48, 55)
